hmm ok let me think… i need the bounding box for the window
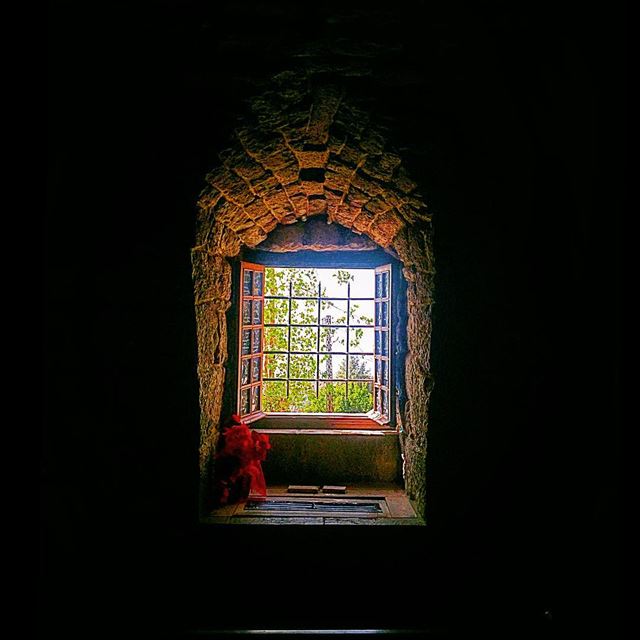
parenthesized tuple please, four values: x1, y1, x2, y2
(237, 260, 392, 426)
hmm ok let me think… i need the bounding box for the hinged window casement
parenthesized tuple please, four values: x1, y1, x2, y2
(237, 262, 266, 422)
(372, 264, 392, 424)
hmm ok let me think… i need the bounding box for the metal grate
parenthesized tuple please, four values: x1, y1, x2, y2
(244, 499, 383, 514)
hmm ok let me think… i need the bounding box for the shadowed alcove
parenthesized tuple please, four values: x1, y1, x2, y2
(192, 68, 434, 518)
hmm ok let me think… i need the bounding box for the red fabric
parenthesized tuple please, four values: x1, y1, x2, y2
(212, 415, 271, 506)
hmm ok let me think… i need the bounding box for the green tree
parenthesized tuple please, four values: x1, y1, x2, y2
(263, 268, 374, 413)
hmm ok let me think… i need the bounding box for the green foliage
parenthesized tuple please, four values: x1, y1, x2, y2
(262, 267, 374, 414)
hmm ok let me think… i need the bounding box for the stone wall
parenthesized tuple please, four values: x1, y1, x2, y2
(192, 68, 434, 518)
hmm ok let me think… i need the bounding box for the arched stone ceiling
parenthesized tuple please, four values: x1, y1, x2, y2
(196, 69, 431, 253)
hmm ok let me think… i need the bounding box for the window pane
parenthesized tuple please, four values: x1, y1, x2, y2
(251, 356, 261, 382)
(318, 270, 349, 298)
(241, 358, 250, 385)
(290, 354, 317, 379)
(344, 381, 373, 413)
(290, 269, 319, 296)
(351, 300, 374, 326)
(291, 299, 318, 325)
(242, 300, 252, 325)
(265, 298, 288, 324)
(252, 300, 262, 325)
(317, 382, 346, 412)
(381, 388, 388, 416)
(380, 331, 389, 356)
(263, 380, 288, 412)
(289, 381, 316, 411)
(264, 353, 288, 379)
(319, 327, 347, 352)
(251, 328, 262, 353)
(375, 273, 382, 298)
(320, 299, 347, 325)
(251, 385, 261, 413)
(352, 270, 374, 298)
(290, 326, 317, 352)
(375, 301, 389, 327)
(241, 388, 250, 416)
(253, 271, 263, 296)
(375, 330, 381, 354)
(241, 329, 251, 355)
(376, 359, 388, 387)
(264, 326, 288, 352)
(349, 355, 374, 380)
(349, 327, 374, 353)
(243, 270, 253, 296)
(319, 353, 346, 379)
(265, 268, 289, 296)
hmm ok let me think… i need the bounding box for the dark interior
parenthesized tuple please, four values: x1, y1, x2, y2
(45, 1, 623, 637)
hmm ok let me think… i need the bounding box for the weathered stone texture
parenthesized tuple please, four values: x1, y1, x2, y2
(193, 69, 433, 519)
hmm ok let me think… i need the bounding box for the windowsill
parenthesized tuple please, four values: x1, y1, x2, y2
(252, 413, 395, 431)
(202, 483, 425, 526)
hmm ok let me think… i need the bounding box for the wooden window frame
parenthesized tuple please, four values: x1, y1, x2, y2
(237, 260, 394, 429)
(237, 261, 266, 423)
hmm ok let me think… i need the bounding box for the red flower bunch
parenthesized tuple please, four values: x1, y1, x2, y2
(212, 414, 271, 506)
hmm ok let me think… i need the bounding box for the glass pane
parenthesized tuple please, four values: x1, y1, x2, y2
(264, 326, 288, 352)
(376, 359, 388, 386)
(291, 299, 318, 325)
(348, 355, 374, 380)
(265, 298, 288, 324)
(344, 381, 374, 413)
(253, 271, 263, 296)
(265, 267, 290, 296)
(351, 300, 374, 326)
(241, 388, 250, 416)
(349, 327, 374, 353)
(263, 380, 288, 412)
(351, 270, 374, 298)
(289, 269, 319, 297)
(381, 271, 389, 298)
(290, 326, 317, 352)
(374, 387, 381, 413)
(242, 300, 252, 326)
(317, 382, 346, 413)
(241, 358, 250, 385)
(264, 353, 288, 379)
(375, 330, 381, 354)
(319, 353, 346, 380)
(241, 329, 251, 355)
(380, 330, 388, 356)
(319, 327, 347, 352)
(289, 354, 317, 379)
(375, 301, 389, 327)
(243, 270, 253, 297)
(251, 385, 261, 413)
(251, 328, 262, 354)
(251, 356, 261, 382)
(375, 273, 382, 298)
(381, 388, 388, 416)
(288, 381, 316, 411)
(252, 299, 262, 325)
(320, 299, 347, 325)
(318, 270, 349, 298)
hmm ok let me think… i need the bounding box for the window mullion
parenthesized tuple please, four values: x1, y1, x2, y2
(286, 278, 292, 400)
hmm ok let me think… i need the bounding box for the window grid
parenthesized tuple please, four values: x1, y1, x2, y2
(263, 279, 375, 405)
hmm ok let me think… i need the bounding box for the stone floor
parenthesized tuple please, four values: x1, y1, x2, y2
(202, 483, 425, 526)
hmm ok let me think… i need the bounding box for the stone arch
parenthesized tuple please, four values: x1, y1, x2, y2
(192, 70, 434, 517)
